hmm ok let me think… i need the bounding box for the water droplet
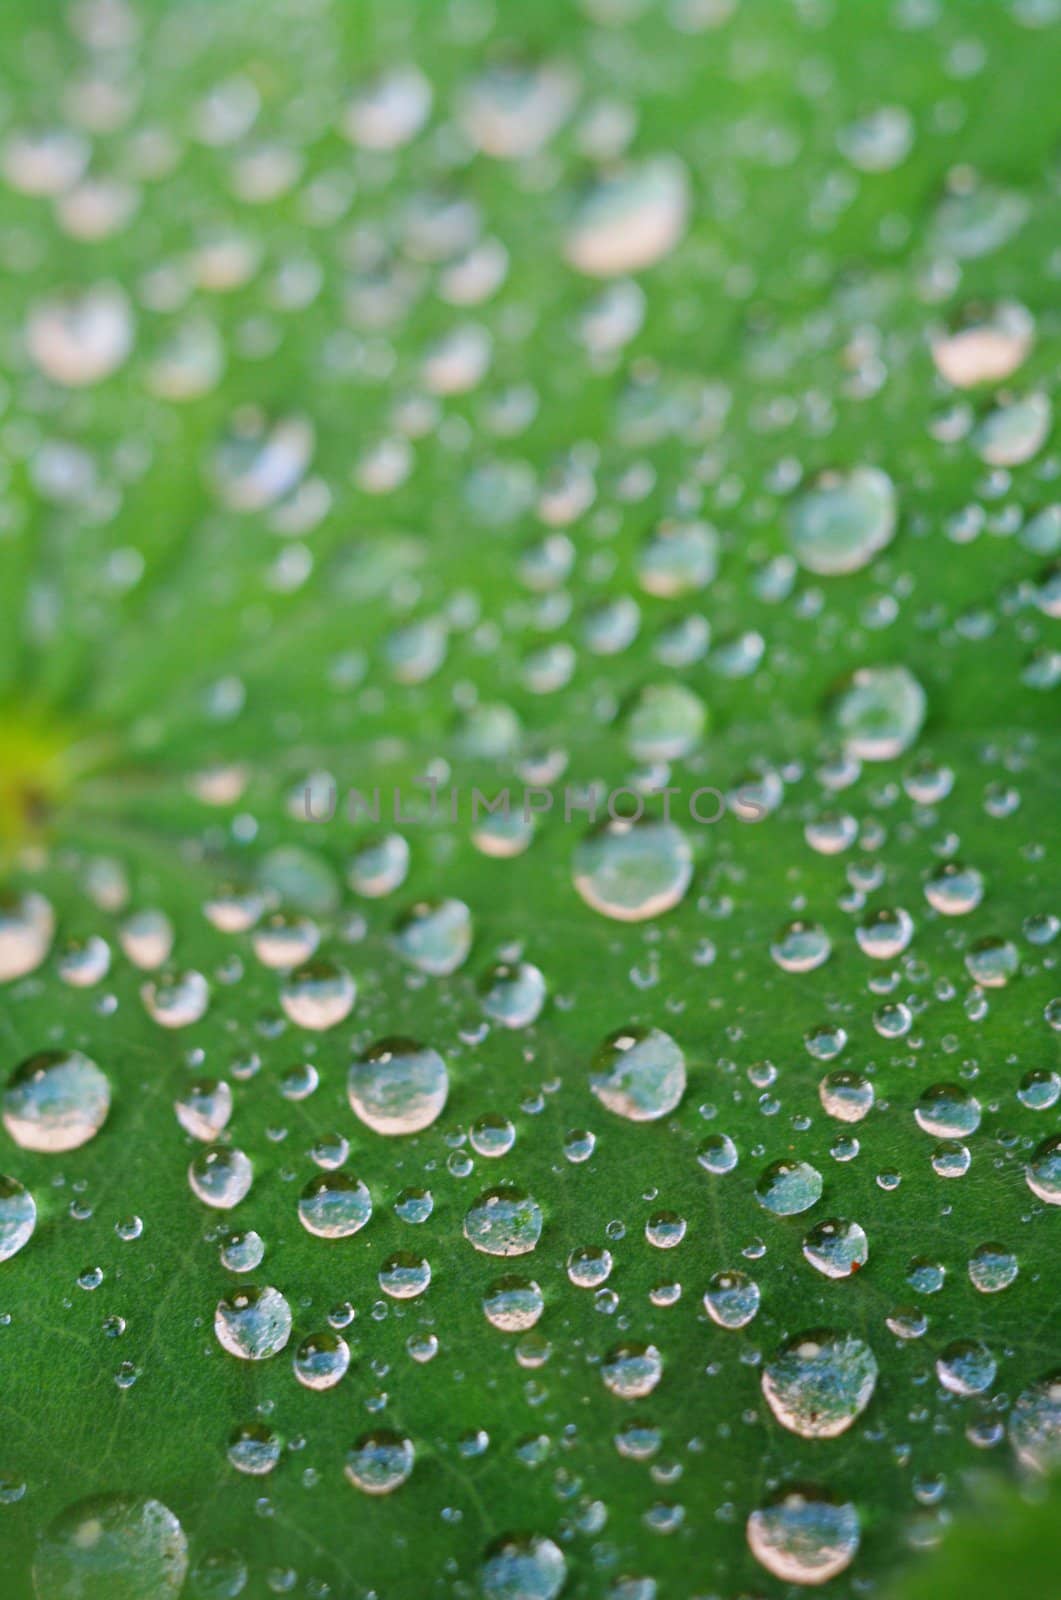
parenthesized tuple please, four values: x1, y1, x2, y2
(298, 1172, 373, 1237)
(0, 1175, 36, 1263)
(26, 283, 133, 386)
(293, 1330, 350, 1390)
(188, 1147, 253, 1210)
(392, 899, 473, 974)
(279, 961, 355, 1029)
(832, 664, 927, 761)
(227, 1422, 281, 1476)
(802, 1219, 868, 1279)
(703, 1270, 760, 1329)
(175, 1079, 233, 1142)
(141, 969, 210, 1029)
(565, 158, 689, 277)
(747, 1486, 860, 1586)
(344, 1430, 414, 1494)
(3, 1050, 111, 1152)
(936, 1338, 997, 1396)
(819, 1070, 874, 1123)
(0, 890, 55, 982)
(1008, 1373, 1061, 1473)
(348, 1038, 449, 1135)
(483, 1276, 545, 1331)
(33, 1495, 188, 1600)
(968, 1243, 1018, 1293)
(762, 1330, 878, 1437)
(1026, 1134, 1061, 1204)
(479, 962, 547, 1029)
(480, 1534, 567, 1600)
(214, 1286, 292, 1360)
(574, 818, 693, 922)
(771, 920, 831, 973)
(788, 467, 896, 575)
(601, 1341, 663, 1399)
(756, 1159, 823, 1217)
(915, 1084, 981, 1139)
(590, 1026, 686, 1121)
(464, 1184, 543, 1257)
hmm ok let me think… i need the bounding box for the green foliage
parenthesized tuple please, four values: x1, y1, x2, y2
(0, 1, 1058, 1597)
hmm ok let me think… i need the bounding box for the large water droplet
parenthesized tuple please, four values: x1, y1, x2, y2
(0, 1175, 36, 1263)
(589, 1025, 686, 1121)
(347, 1038, 449, 1135)
(344, 1430, 414, 1494)
(831, 665, 926, 761)
(788, 467, 896, 575)
(4, 1050, 111, 1153)
(565, 158, 689, 277)
(464, 1184, 543, 1257)
(298, 1172, 373, 1237)
(480, 1534, 567, 1600)
(573, 818, 692, 921)
(214, 1285, 292, 1360)
(747, 1486, 860, 1586)
(762, 1330, 878, 1437)
(33, 1496, 187, 1600)
(0, 891, 54, 982)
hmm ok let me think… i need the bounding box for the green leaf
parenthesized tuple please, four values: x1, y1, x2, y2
(0, 2, 1058, 1598)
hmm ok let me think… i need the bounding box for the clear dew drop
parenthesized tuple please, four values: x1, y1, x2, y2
(771, 920, 831, 973)
(347, 834, 410, 898)
(1026, 1134, 1061, 1205)
(174, 1079, 232, 1142)
(622, 682, 706, 762)
(3, 1050, 111, 1153)
(219, 1229, 265, 1273)
(573, 818, 693, 922)
(930, 300, 1034, 388)
(802, 1219, 868, 1279)
(479, 962, 547, 1029)
(214, 1285, 292, 1360)
(703, 1270, 760, 1329)
(762, 1330, 878, 1438)
(968, 1243, 1019, 1294)
(347, 1038, 449, 1135)
(1008, 1373, 1061, 1474)
(187, 1146, 253, 1210)
(379, 1250, 431, 1299)
(0, 1175, 37, 1263)
(293, 1330, 350, 1390)
(915, 1083, 982, 1138)
(819, 1070, 874, 1123)
(459, 59, 575, 160)
(831, 665, 927, 761)
(479, 1533, 567, 1600)
(565, 157, 689, 277)
(483, 1276, 545, 1331)
(601, 1342, 663, 1399)
(788, 467, 896, 576)
(227, 1422, 281, 1476)
(747, 1486, 860, 1587)
(33, 1495, 188, 1600)
(463, 1184, 543, 1257)
(344, 1430, 414, 1495)
(26, 283, 134, 386)
(936, 1338, 997, 1396)
(856, 906, 915, 959)
(756, 1159, 824, 1217)
(298, 1171, 373, 1237)
(392, 899, 473, 975)
(57, 934, 111, 988)
(141, 969, 210, 1029)
(280, 960, 356, 1029)
(0, 890, 55, 983)
(589, 1025, 686, 1121)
